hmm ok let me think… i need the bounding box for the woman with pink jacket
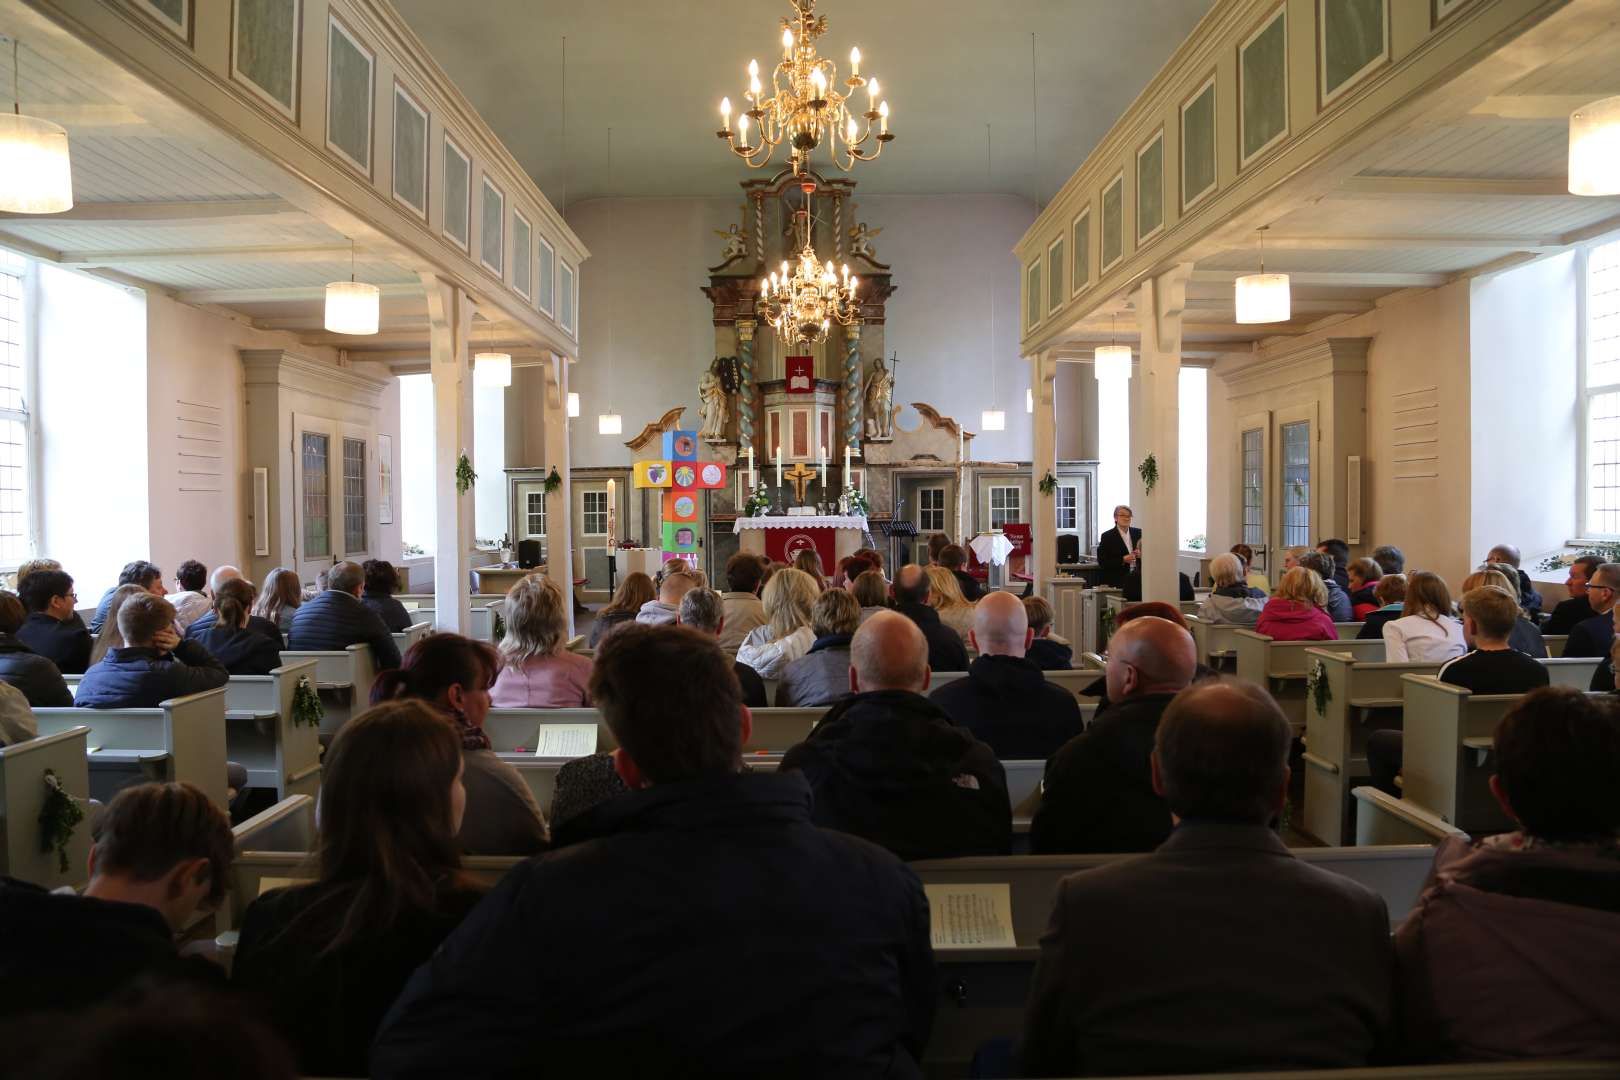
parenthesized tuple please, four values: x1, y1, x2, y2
(1255, 567, 1338, 641)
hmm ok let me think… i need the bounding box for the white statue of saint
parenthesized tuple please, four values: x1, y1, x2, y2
(863, 356, 895, 439)
(698, 368, 728, 440)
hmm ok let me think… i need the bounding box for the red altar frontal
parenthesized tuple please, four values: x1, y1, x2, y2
(733, 515, 870, 572)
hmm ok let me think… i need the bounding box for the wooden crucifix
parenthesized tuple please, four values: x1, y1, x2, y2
(784, 462, 817, 505)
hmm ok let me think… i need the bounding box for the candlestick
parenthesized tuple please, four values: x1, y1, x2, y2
(606, 479, 617, 548)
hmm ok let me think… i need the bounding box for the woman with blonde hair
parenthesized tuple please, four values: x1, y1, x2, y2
(1384, 570, 1465, 662)
(736, 567, 819, 678)
(1256, 567, 1337, 641)
(1461, 567, 1547, 658)
(589, 571, 655, 648)
(491, 574, 592, 708)
(88, 584, 149, 668)
(923, 564, 976, 644)
(254, 567, 304, 634)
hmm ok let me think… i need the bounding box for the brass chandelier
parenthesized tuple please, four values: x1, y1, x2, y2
(716, 0, 893, 177)
(758, 208, 860, 346)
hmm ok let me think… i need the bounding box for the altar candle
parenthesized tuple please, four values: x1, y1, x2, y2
(606, 479, 616, 548)
(746, 446, 756, 489)
(775, 444, 783, 489)
(819, 444, 827, 489)
(843, 444, 851, 487)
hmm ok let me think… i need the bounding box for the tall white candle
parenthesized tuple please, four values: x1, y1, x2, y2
(843, 444, 851, 488)
(775, 444, 783, 489)
(819, 444, 827, 489)
(606, 479, 616, 548)
(746, 446, 756, 489)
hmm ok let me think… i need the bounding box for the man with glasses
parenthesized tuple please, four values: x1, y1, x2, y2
(1562, 563, 1620, 660)
(1032, 615, 1197, 854)
(17, 569, 92, 674)
(1544, 554, 1603, 635)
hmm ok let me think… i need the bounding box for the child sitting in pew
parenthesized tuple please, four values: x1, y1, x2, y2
(0, 782, 233, 1019)
(233, 700, 486, 1078)
(75, 594, 229, 708)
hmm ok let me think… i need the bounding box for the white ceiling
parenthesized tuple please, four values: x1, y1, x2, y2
(391, 0, 1216, 209)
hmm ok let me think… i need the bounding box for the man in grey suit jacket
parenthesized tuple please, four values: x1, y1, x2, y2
(1021, 679, 1395, 1078)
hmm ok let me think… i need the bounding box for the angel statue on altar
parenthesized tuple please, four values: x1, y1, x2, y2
(698, 368, 729, 441)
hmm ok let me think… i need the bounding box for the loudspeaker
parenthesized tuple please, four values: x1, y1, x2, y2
(517, 539, 542, 569)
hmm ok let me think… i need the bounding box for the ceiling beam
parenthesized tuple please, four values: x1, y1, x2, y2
(1264, 233, 1562, 252)
(1189, 269, 1448, 288)
(1326, 176, 1573, 199)
(174, 283, 422, 305)
(60, 244, 356, 266)
(0, 199, 298, 226)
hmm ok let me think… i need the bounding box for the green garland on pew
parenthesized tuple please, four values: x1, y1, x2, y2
(455, 452, 478, 495)
(39, 768, 85, 874)
(291, 675, 325, 729)
(1307, 659, 1331, 717)
(492, 610, 506, 642)
(1098, 605, 1116, 646)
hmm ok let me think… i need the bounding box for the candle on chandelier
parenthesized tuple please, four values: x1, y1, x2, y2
(868, 78, 880, 109)
(850, 46, 861, 77)
(782, 28, 794, 54)
(879, 100, 889, 134)
(738, 113, 750, 147)
(720, 97, 731, 131)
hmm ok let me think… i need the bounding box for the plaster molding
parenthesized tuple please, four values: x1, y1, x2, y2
(240, 348, 388, 408)
(1219, 336, 1371, 397)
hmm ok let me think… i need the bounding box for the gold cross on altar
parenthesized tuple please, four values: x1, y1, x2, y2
(784, 462, 818, 505)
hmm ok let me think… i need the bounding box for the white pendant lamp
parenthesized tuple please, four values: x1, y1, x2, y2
(981, 409, 1006, 431)
(474, 351, 512, 388)
(1569, 95, 1620, 196)
(0, 39, 72, 215)
(1094, 311, 1132, 382)
(324, 240, 379, 335)
(567, 392, 580, 418)
(1235, 226, 1291, 324)
(597, 412, 622, 435)
(1094, 345, 1132, 381)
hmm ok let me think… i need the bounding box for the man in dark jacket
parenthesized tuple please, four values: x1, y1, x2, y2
(1301, 552, 1353, 623)
(1316, 538, 1353, 591)
(1022, 596, 1073, 670)
(287, 560, 402, 669)
(89, 560, 165, 635)
(372, 624, 935, 1078)
(0, 590, 71, 706)
(677, 586, 766, 708)
(1021, 681, 1394, 1077)
(1032, 615, 1196, 854)
(930, 592, 1082, 760)
(17, 569, 93, 675)
(75, 594, 228, 708)
(781, 611, 1011, 860)
(891, 564, 969, 672)
(1562, 562, 1619, 659)
(937, 543, 984, 602)
(0, 782, 232, 1020)
(1543, 554, 1602, 635)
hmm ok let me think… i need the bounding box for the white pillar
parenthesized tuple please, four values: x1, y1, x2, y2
(1132, 263, 1194, 604)
(422, 274, 474, 633)
(1029, 349, 1058, 591)
(543, 351, 576, 636)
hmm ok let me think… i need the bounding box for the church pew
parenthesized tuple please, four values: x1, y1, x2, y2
(222, 661, 322, 799)
(1353, 785, 1469, 847)
(398, 593, 506, 609)
(1234, 631, 1385, 727)
(483, 706, 827, 756)
(1300, 649, 1442, 845)
(910, 845, 1439, 1073)
(406, 604, 499, 642)
(233, 793, 316, 854)
(33, 687, 229, 809)
(1543, 634, 1567, 658)
(278, 643, 377, 739)
(392, 620, 432, 655)
(1399, 674, 1524, 833)
(1541, 655, 1602, 689)
(0, 725, 92, 890)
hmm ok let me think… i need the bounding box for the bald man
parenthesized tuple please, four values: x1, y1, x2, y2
(1031, 616, 1198, 855)
(779, 611, 1011, 860)
(928, 591, 1082, 759)
(890, 564, 969, 672)
(1022, 680, 1394, 1077)
(635, 571, 696, 626)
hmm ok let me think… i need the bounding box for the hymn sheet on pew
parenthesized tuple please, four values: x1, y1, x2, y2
(535, 723, 598, 757)
(923, 883, 1016, 949)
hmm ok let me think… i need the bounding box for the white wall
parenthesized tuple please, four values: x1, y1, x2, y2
(473, 380, 506, 543)
(1469, 252, 1578, 563)
(566, 193, 1037, 467)
(35, 265, 148, 598)
(399, 372, 435, 554)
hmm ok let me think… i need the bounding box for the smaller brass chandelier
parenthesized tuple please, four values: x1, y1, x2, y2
(758, 209, 859, 346)
(716, 0, 893, 177)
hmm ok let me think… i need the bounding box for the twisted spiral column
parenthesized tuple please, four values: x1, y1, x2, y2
(843, 322, 863, 448)
(737, 319, 757, 453)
